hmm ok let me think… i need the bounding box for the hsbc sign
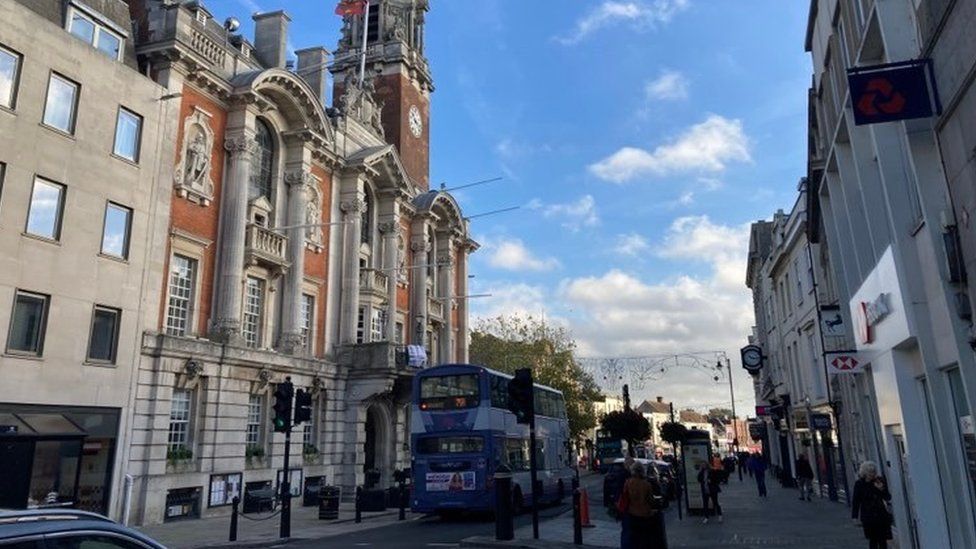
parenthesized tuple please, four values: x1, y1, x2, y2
(826, 352, 865, 374)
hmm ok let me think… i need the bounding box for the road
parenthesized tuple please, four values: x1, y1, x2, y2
(287, 472, 604, 549)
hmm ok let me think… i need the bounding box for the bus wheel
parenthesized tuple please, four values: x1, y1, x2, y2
(556, 480, 565, 504)
(512, 487, 525, 515)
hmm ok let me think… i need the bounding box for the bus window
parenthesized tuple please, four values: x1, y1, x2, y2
(489, 375, 508, 409)
(419, 374, 480, 410)
(417, 435, 484, 454)
(504, 439, 529, 471)
(535, 441, 546, 469)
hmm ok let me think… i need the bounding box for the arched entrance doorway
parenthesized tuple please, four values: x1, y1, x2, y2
(363, 403, 390, 488)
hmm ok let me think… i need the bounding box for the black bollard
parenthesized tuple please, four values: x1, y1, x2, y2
(355, 486, 362, 523)
(494, 469, 514, 541)
(572, 488, 583, 545)
(398, 479, 407, 521)
(229, 497, 240, 542)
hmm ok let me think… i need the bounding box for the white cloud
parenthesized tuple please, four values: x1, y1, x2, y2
(556, 0, 690, 45)
(614, 233, 651, 256)
(529, 195, 600, 231)
(470, 282, 550, 321)
(645, 70, 689, 101)
(485, 238, 559, 272)
(658, 215, 751, 291)
(589, 115, 752, 183)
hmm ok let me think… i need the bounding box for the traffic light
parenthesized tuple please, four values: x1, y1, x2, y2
(507, 368, 534, 425)
(293, 389, 312, 426)
(272, 379, 294, 433)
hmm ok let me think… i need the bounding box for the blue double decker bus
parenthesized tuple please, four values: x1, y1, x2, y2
(410, 364, 575, 514)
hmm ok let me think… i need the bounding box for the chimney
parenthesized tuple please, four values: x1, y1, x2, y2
(656, 396, 663, 403)
(253, 11, 291, 68)
(296, 47, 330, 105)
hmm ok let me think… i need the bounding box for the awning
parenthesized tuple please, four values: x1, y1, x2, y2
(0, 413, 85, 438)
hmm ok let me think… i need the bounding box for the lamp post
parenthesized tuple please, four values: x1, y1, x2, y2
(717, 356, 742, 480)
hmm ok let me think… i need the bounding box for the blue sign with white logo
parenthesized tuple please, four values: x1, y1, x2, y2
(847, 60, 940, 126)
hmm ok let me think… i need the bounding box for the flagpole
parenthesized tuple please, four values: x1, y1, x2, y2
(358, 0, 370, 85)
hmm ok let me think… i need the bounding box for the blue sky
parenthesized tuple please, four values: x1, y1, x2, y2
(212, 0, 812, 411)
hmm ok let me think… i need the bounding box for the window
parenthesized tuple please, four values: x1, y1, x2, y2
(300, 294, 314, 351)
(356, 307, 366, 344)
(67, 6, 123, 60)
(209, 473, 242, 508)
(303, 423, 313, 446)
(794, 259, 803, 304)
(417, 435, 484, 454)
(101, 203, 131, 259)
(246, 394, 263, 448)
(242, 277, 265, 348)
(26, 178, 65, 240)
(419, 374, 479, 410)
(249, 119, 274, 200)
(43, 73, 79, 134)
(0, 44, 21, 109)
(489, 374, 509, 408)
(395, 321, 404, 344)
(165, 255, 196, 336)
(113, 108, 142, 162)
(87, 306, 120, 363)
(370, 309, 385, 341)
(168, 389, 192, 451)
(6, 290, 49, 355)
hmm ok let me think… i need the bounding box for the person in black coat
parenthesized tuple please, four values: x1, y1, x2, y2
(851, 461, 893, 549)
(795, 454, 815, 501)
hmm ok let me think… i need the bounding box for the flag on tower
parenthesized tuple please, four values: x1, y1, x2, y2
(335, 0, 367, 17)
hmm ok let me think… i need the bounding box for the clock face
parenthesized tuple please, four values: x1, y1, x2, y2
(742, 347, 762, 367)
(408, 105, 423, 137)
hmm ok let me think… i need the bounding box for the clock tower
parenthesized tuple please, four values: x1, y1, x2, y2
(331, 0, 433, 189)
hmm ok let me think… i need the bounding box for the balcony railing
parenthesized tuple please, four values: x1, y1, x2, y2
(428, 300, 444, 320)
(340, 342, 410, 377)
(359, 270, 390, 297)
(245, 223, 288, 268)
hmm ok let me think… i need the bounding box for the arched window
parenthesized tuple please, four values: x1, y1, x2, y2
(360, 190, 372, 246)
(249, 119, 274, 200)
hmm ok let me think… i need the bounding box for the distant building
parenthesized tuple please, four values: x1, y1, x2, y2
(636, 397, 671, 449)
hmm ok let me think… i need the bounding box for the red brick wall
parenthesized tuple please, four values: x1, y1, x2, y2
(158, 87, 227, 335)
(308, 164, 333, 357)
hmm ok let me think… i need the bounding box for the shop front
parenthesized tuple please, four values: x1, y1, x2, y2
(0, 404, 120, 515)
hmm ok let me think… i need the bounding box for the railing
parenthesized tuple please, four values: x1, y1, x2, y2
(190, 30, 227, 67)
(428, 300, 444, 320)
(359, 270, 390, 296)
(245, 224, 287, 264)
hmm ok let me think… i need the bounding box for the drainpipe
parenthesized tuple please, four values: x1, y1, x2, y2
(122, 474, 134, 526)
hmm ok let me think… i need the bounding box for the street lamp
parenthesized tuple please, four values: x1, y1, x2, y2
(716, 356, 742, 480)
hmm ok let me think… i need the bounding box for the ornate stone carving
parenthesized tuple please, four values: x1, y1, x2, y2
(377, 221, 399, 235)
(339, 71, 385, 138)
(174, 109, 216, 206)
(437, 253, 455, 268)
(410, 240, 430, 253)
(397, 234, 408, 284)
(184, 358, 204, 380)
(304, 180, 325, 251)
(284, 169, 313, 188)
(224, 136, 257, 158)
(340, 199, 366, 214)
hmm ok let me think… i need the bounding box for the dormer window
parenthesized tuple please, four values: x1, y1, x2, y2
(241, 44, 251, 58)
(195, 10, 208, 25)
(66, 5, 124, 61)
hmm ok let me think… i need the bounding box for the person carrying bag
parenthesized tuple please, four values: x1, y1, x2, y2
(616, 462, 668, 549)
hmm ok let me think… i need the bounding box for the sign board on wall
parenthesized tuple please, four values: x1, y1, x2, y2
(825, 352, 865, 374)
(847, 60, 940, 126)
(820, 306, 846, 337)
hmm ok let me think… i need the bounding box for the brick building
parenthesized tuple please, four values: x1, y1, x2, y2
(123, 0, 476, 525)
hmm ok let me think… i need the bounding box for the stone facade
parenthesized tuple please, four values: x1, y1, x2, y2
(123, 0, 476, 526)
(0, 0, 176, 519)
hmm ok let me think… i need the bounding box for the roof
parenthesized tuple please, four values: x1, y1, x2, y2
(0, 510, 165, 548)
(636, 400, 671, 415)
(679, 410, 707, 423)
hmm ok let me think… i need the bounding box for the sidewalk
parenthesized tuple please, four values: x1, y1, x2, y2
(138, 501, 411, 549)
(467, 474, 868, 549)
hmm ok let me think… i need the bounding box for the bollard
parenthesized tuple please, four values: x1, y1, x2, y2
(572, 488, 583, 545)
(229, 497, 239, 542)
(355, 486, 362, 523)
(398, 480, 406, 521)
(494, 469, 514, 541)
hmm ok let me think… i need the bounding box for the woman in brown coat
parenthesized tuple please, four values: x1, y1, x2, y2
(619, 462, 665, 549)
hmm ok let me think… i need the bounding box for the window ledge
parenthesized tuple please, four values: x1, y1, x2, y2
(21, 232, 62, 246)
(97, 252, 129, 264)
(39, 123, 76, 140)
(111, 153, 140, 168)
(0, 105, 16, 117)
(84, 360, 118, 368)
(2, 352, 44, 362)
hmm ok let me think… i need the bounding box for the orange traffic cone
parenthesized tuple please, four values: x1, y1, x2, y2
(580, 488, 595, 528)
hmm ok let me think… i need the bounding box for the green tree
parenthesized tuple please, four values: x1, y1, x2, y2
(659, 421, 689, 445)
(600, 409, 651, 456)
(708, 408, 733, 419)
(469, 315, 600, 441)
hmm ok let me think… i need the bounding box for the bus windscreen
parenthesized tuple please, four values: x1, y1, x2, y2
(416, 435, 484, 454)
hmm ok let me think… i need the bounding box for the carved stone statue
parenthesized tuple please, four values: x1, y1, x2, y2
(174, 112, 216, 206)
(304, 183, 323, 246)
(184, 133, 209, 186)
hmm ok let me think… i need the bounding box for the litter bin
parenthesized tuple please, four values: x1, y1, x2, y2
(318, 486, 341, 520)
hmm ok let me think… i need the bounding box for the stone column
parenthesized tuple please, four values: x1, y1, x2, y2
(410, 218, 431, 346)
(378, 201, 400, 342)
(338, 173, 366, 344)
(279, 165, 312, 353)
(437, 234, 454, 363)
(457, 242, 470, 362)
(212, 131, 256, 343)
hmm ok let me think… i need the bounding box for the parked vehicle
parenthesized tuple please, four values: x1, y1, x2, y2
(651, 459, 678, 502)
(0, 509, 168, 548)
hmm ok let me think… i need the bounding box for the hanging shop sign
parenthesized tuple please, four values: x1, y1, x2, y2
(820, 305, 846, 337)
(825, 351, 865, 374)
(847, 60, 941, 126)
(811, 413, 833, 430)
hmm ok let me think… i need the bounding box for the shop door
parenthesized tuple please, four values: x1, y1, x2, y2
(892, 433, 920, 549)
(0, 439, 33, 508)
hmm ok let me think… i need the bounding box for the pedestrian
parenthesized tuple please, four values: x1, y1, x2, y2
(616, 462, 666, 549)
(851, 461, 893, 549)
(748, 453, 768, 497)
(697, 462, 723, 524)
(738, 452, 749, 479)
(722, 455, 735, 484)
(795, 454, 815, 501)
(613, 457, 634, 549)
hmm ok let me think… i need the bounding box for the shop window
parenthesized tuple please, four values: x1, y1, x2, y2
(164, 486, 201, 522)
